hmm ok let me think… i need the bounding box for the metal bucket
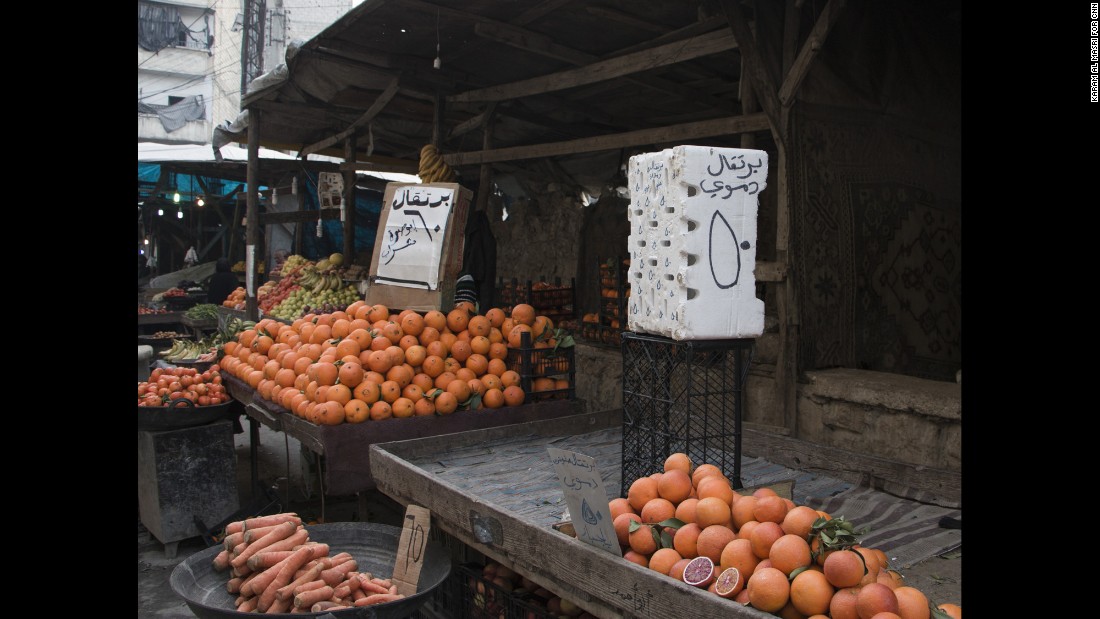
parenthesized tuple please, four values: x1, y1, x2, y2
(170, 522, 452, 619)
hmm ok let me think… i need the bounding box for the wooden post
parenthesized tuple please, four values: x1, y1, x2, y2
(431, 94, 444, 147)
(343, 135, 357, 264)
(475, 105, 497, 215)
(774, 138, 798, 438)
(294, 173, 303, 256)
(245, 110, 261, 322)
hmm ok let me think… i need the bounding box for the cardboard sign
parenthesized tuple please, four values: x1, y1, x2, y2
(366, 182, 472, 312)
(317, 172, 344, 209)
(547, 447, 619, 555)
(392, 504, 431, 597)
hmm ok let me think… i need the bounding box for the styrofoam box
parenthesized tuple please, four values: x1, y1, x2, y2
(626, 145, 768, 340)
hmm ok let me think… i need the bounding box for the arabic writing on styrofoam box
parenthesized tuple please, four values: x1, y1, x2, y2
(547, 447, 619, 556)
(375, 186, 455, 290)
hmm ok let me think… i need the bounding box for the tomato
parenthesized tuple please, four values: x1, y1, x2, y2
(150, 368, 163, 381)
(210, 364, 221, 372)
(168, 381, 182, 392)
(193, 383, 208, 396)
(157, 387, 170, 397)
(144, 394, 161, 407)
(197, 395, 212, 406)
(168, 391, 185, 400)
(201, 371, 212, 382)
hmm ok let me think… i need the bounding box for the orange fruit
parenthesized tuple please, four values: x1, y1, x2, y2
(402, 383, 424, 402)
(747, 566, 790, 613)
(668, 558, 692, 582)
(465, 353, 489, 376)
(344, 399, 370, 423)
(628, 523, 657, 555)
(781, 505, 821, 539)
(640, 498, 676, 525)
(485, 356, 507, 377)
(696, 524, 736, 563)
(434, 391, 458, 414)
(482, 388, 504, 408)
(738, 520, 760, 541)
(789, 567, 834, 616)
(502, 385, 525, 407)
(622, 550, 649, 567)
(367, 304, 390, 323)
(423, 310, 446, 332)
(731, 495, 759, 529)
(613, 512, 641, 545)
(380, 380, 402, 403)
(413, 397, 436, 416)
(854, 546, 882, 578)
(664, 452, 693, 475)
(647, 547, 682, 576)
(450, 340, 473, 363)
(695, 497, 732, 529)
(856, 582, 899, 618)
(400, 312, 425, 337)
(719, 538, 759, 581)
(769, 534, 812, 575)
(675, 497, 699, 524)
(315, 400, 345, 425)
(892, 586, 930, 619)
(609, 497, 633, 521)
(673, 522, 702, 559)
(713, 566, 745, 598)
(830, 586, 862, 619)
(754, 495, 790, 524)
(446, 308, 470, 333)
(510, 303, 535, 326)
(936, 603, 962, 619)
(391, 397, 415, 418)
(412, 372, 435, 394)
(824, 550, 867, 589)
(467, 315, 491, 337)
(386, 364, 413, 388)
(627, 476, 659, 513)
(696, 475, 734, 505)
(691, 463, 723, 488)
(326, 383, 352, 407)
(657, 469, 693, 504)
(338, 361, 364, 388)
(507, 323, 533, 348)
(749, 521, 785, 559)
(353, 380, 380, 404)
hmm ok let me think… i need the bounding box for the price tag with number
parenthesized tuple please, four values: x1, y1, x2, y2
(392, 504, 431, 596)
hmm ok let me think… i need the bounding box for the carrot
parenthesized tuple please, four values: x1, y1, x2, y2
(294, 585, 334, 609)
(345, 572, 362, 591)
(231, 541, 246, 557)
(257, 527, 309, 556)
(268, 597, 292, 614)
(328, 552, 354, 565)
(388, 584, 398, 595)
(230, 521, 298, 569)
(222, 531, 245, 551)
(258, 545, 314, 612)
(226, 577, 244, 594)
(212, 549, 232, 572)
(291, 579, 329, 597)
(354, 593, 403, 606)
(321, 560, 358, 587)
(278, 562, 326, 602)
(247, 550, 296, 571)
(332, 583, 352, 600)
(237, 596, 258, 612)
(225, 521, 244, 535)
(230, 564, 251, 579)
(243, 524, 281, 544)
(242, 512, 301, 531)
(371, 577, 393, 589)
(310, 601, 342, 612)
(351, 588, 367, 601)
(243, 554, 297, 598)
(358, 579, 390, 595)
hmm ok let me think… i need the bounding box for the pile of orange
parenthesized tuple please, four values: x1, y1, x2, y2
(610, 454, 962, 618)
(218, 301, 570, 425)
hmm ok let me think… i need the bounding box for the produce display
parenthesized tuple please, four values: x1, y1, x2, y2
(470, 560, 597, 618)
(146, 330, 187, 340)
(184, 303, 220, 321)
(417, 144, 457, 183)
(137, 365, 229, 407)
(139, 305, 170, 315)
(151, 287, 188, 303)
(610, 453, 962, 618)
(232, 260, 265, 273)
(219, 301, 573, 425)
(211, 513, 407, 613)
(159, 339, 220, 363)
(220, 254, 358, 317)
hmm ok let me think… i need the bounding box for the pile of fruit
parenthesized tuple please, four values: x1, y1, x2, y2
(610, 453, 962, 618)
(137, 365, 229, 407)
(164, 287, 188, 298)
(219, 301, 572, 425)
(210, 512, 408, 613)
(259, 274, 304, 314)
(139, 305, 170, 315)
(469, 560, 596, 618)
(147, 330, 186, 339)
(159, 338, 220, 363)
(231, 260, 265, 273)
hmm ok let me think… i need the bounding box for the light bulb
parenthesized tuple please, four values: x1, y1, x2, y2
(196, 197, 205, 207)
(144, 238, 150, 245)
(177, 209, 183, 219)
(157, 208, 164, 216)
(173, 192, 180, 203)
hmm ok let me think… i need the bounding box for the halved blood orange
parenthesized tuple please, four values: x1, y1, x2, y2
(682, 555, 715, 588)
(713, 566, 744, 598)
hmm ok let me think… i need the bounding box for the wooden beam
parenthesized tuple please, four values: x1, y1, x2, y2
(299, 78, 400, 158)
(720, 0, 785, 145)
(450, 29, 738, 103)
(613, 15, 729, 56)
(447, 106, 494, 140)
(245, 110, 261, 322)
(782, 0, 800, 75)
(258, 209, 342, 225)
(343, 135, 357, 263)
(778, 0, 847, 107)
(431, 94, 444, 147)
(754, 261, 787, 282)
(475, 105, 497, 214)
(585, 5, 667, 34)
(439, 0, 577, 65)
(443, 113, 769, 166)
(473, 21, 735, 115)
(338, 161, 420, 175)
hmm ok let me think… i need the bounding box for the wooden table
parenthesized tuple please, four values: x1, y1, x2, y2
(224, 375, 588, 495)
(368, 409, 773, 619)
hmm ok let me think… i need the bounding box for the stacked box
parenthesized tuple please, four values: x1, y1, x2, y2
(505, 331, 575, 402)
(626, 145, 768, 340)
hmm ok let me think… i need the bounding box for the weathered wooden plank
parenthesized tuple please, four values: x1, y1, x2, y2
(299, 78, 400, 158)
(451, 29, 738, 103)
(370, 420, 775, 619)
(753, 260, 787, 282)
(343, 135, 357, 262)
(443, 113, 769, 166)
(585, 6, 666, 34)
(741, 426, 962, 507)
(720, 0, 785, 145)
(778, 0, 847, 107)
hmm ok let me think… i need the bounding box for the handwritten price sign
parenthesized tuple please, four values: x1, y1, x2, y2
(375, 186, 455, 290)
(547, 447, 619, 556)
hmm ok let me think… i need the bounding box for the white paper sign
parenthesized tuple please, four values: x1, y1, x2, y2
(317, 172, 344, 209)
(375, 186, 455, 290)
(547, 447, 619, 555)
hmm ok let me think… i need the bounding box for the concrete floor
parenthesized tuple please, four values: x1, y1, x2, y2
(137, 421, 961, 618)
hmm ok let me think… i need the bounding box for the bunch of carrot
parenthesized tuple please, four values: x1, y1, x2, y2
(211, 512, 406, 613)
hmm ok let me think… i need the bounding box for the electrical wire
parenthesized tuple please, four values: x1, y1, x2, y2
(137, 2, 217, 69)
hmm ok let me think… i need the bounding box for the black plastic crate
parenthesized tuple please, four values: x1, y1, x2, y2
(505, 331, 576, 402)
(620, 332, 754, 494)
(425, 563, 532, 619)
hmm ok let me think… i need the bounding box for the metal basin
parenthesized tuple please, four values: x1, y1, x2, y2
(170, 522, 452, 619)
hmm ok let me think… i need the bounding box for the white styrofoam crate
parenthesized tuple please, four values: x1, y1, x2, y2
(626, 145, 767, 340)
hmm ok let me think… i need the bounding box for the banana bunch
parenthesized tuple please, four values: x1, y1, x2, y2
(311, 271, 344, 293)
(160, 339, 215, 362)
(298, 265, 321, 289)
(219, 316, 257, 342)
(419, 144, 456, 183)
